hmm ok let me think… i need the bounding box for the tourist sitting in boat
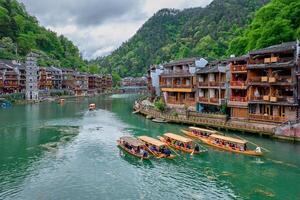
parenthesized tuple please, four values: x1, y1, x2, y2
(163, 148, 171, 157)
(150, 145, 158, 152)
(138, 136, 176, 159)
(160, 133, 202, 154)
(194, 144, 200, 152)
(117, 136, 149, 159)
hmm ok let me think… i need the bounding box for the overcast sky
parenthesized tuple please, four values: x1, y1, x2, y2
(19, 0, 212, 60)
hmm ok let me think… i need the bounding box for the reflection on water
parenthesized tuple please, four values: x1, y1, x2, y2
(0, 94, 299, 200)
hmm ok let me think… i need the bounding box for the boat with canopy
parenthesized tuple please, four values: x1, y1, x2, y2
(181, 127, 218, 143)
(117, 136, 150, 159)
(138, 136, 176, 159)
(182, 127, 263, 156)
(158, 133, 202, 154)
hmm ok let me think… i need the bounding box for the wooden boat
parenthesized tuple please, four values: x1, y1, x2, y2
(152, 118, 168, 123)
(132, 110, 140, 114)
(117, 136, 150, 159)
(89, 103, 96, 111)
(138, 136, 176, 159)
(181, 127, 218, 143)
(182, 127, 263, 156)
(159, 133, 202, 154)
(58, 99, 65, 104)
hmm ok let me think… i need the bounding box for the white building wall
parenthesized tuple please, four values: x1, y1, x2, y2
(150, 65, 163, 96)
(25, 53, 39, 101)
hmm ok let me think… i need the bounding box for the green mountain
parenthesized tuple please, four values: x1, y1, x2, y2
(228, 0, 300, 56)
(0, 0, 88, 71)
(95, 0, 270, 77)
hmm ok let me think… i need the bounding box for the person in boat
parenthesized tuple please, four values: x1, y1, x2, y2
(142, 149, 148, 158)
(150, 145, 158, 152)
(163, 148, 171, 157)
(194, 144, 200, 152)
(244, 144, 247, 151)
(186, 143, 191, 149)
(179, 142, 184, 147)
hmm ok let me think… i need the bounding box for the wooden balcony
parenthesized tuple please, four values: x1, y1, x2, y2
(231, 65, 247, 73)
(198, 82, 209, 87)
(230, 96, 247, 102)
(249, 114, 287, 123)
(3, 83, 18, 88)
(228, 96, 248, 107)
(198, 97, 221, 105)
(250, 95, 295, 104)
(161, 70, 192, 77)
(198, 97, 209, 103)
(166, 96, 195, 106)
(210, 97, 220, 104)
(230, 81, 247, 88)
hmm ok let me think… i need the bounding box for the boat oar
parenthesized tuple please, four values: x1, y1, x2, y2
(193, 141, 208, 152)
(233, 134, 270, 152)
(145, 145, 159, 158)
(191, 149, 195, 156)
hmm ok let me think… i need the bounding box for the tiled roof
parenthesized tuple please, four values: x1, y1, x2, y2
(249, 41, 296, 55)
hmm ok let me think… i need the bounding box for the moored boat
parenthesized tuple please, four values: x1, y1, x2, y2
(159, 133, 203, 154)
(117, 136, 150, 159)
(138, 136, 176, 159)
(59, 99, 65, 104)
(182, 127, 263, 156)
(152, 118, 168, 123)
(89, 103, 96, 111)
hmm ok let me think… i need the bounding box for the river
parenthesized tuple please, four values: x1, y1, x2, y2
(0, 94, 299, 200)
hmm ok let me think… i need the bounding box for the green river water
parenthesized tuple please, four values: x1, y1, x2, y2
(0, 94, 299, 200)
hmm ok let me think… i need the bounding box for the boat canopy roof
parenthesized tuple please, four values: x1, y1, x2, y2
(120, 136, 145, 147)
(138, 136, 165, 147)
(189, 127, 217, 134)
(164, 133, 193, 143)
(210, 134, 247, 144)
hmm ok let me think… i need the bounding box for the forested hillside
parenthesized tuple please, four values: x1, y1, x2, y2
(0, 0, 88, 71)
(95, 0, 270, 77)
(228, 0, 300, 55)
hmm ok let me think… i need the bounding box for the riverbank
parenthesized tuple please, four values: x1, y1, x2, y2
(1, 94, 300, 199)
(133, 101, 300, 142)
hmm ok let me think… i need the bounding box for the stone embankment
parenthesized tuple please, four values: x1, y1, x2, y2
(134, 101, 300, 142)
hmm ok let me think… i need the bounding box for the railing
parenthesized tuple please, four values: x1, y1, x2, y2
(230, 81, 247, 87)
(210, 97, 219, 104)
(249, 57, 294, 65)
(198, 82, 209, 86)
(166, 97, 195, 106)
(161, 70, 191, 76)
(231, 65, 247, 72)
(3, 83, 18, 87)
(198, 97, 209, 102)
(250, 96, 263, 101)
(249, 114, 288, 123)
(209, 81, 219, 87)
(269, 76, 292, 84)
(230, 96, 247, 102)
(160, 84, 194, 88)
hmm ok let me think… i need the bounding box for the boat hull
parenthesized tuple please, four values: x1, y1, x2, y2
(182, 130, 263, 156)
(158, 137, 200, 154)
(117, 141, 150, 159)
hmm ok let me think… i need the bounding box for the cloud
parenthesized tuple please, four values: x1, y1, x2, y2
(18, 0, 213, 59)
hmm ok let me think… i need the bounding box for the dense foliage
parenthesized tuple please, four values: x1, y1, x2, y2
(0, 0, 88, 71)
(95, 0, 270, 77)
(228, 0, 300, 55)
